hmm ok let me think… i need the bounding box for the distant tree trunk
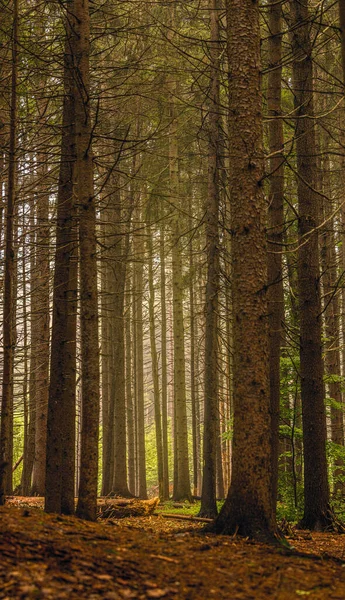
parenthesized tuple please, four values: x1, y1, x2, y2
(100, 209, 112, 496)
(160, 221, 170, 499)
(133, 205, 147, 499)
(147, 222, 164, 499)
(45, 14, 77, 515)
(75, 0, 100, 521)
(212, 0, 277, 541)
(188, 207, 200, 497)
(170, 132, 191, 502)
(31, 94, 50, 496)
(109, 176, 131, 499)
(126, 269, 136, 495)
(267, 0, 285, 512)
(290, 0, 330, 530)
(199, 0, 221, 519)
(20, 224, 29, 496)
(22, 195, 37, 495)
(0, 0, 18, 503)
(319, 127, 344, 494)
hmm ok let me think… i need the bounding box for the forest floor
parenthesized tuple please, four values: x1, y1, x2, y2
(1, 499, 345, 599)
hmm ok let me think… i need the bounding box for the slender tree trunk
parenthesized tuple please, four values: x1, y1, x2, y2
(75, 0, 100, 521)
(319, 129, 344, 493)
(0, 0, 18, 502)
(126, 269, 136, 495)
(290, 0, 330, 530)
(147, 222, 164, 498)
(101, 211, 111, 495)
(31, 97, 50, 495)
(133, 206, 147, 499)
(200, 0, 221, 518)
(113, 157, 134, 497)
(22, 194, 37, 495)
(160, 222, 170, 499)
(188, 209, 200, 497)
(267, 0, 285, 512)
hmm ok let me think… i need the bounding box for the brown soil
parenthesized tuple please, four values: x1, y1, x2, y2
(1, 500, 345, 599)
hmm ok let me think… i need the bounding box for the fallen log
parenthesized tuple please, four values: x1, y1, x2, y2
(98, 497, 159, 519)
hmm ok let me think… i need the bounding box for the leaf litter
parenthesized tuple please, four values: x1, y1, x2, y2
(1, 500, 345, 598)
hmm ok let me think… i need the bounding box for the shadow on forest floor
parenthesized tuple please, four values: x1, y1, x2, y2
(1, 499, 345, 598)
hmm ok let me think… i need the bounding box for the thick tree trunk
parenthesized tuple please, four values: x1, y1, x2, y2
(290, 0, 330, 530)
(45, 16, 77, 515)
(212, 0, 277, 541)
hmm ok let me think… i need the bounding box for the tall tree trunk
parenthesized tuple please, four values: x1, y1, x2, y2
(290, 0, 330, 530)
(188, 209, 200, 498)
(133, 205, 147, 499)
(212, 0, 277, 541)
(267, 0, 285, 512)
(160, 221, 170, 499)
(147, 222, 164, 499)
(22, 194, 37, 495)
(75, 0, 100, 521)
(100, 209, 112, 496)
(0, 0, 18, 503)
(199, 0, 221, 519)
(45, 13, 77, 515)
(319, 126, 344, 494)
(31, 93, 50, 496)
(126, 268, 136, 495)
(110, 179, 131, 498)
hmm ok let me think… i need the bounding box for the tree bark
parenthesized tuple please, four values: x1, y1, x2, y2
(199, 0, 221, 519)
(75, 0, 100, 521)
(212, 0, 277, 541)
(45, 12, 77, 515)
(0, 0, 18, 503)
(290, 0, 330, 530)
(267, 0, 285, 512)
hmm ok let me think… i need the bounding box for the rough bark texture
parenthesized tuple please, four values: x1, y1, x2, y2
(45, 17, 77, 516)
(199, 0, 220, 519)
(267, 0, 285, 512)
(31, 90, 50, 496)
(0, 0, 18, 502)
(74, 0, 100, 522)
(290, 0, 330, 530)
(212, 0, 276, 541)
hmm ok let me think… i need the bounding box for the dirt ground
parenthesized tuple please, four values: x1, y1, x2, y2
(1, 500, 345, 599)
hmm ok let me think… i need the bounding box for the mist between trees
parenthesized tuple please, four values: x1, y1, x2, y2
(1, 0, 345, 539)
